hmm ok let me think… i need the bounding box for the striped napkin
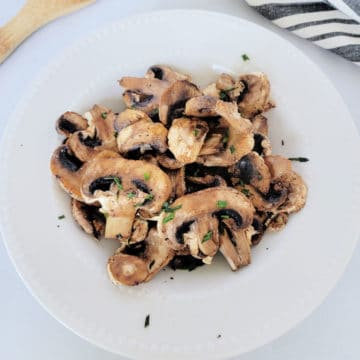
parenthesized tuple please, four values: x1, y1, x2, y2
(245, 0, 360, 65)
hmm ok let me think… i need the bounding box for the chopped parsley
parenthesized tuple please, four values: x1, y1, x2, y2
(193, 129, 199, 136)
(162, 202, 182, 213)
(113, 176, 123, 190)
(242, 53, 250, 61)
(237, 179, 245, 187)
(288, 157, 309, 162)
(219, 90, 229, 101)
(127, 192, 136, 199)
(149, 108, 159, 117)
(57, 214, 65, 220)
(163, 212, 175, 224)
(101, 112, 108, 119)
(144, 314, 150, 328)
(145, 193, 154, 201)
(144, 172, 151, 181)
(220, 215, 230, 219)
(216, 200, 227, 209)
(241, 188, 251, 197)
(222, 129, 229, 144)
(202, 231, 213, 243)
(114, 131, 118, 138)
(229, 145, 236, 154)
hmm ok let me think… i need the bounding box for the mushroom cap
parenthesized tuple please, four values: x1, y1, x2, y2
(159, 80, 201, 125)
(117, 119, 168, 156)
(158, 187, 254, 252)
(114, 109, 152, 132)
(107, 228, 175, 286)
(237, 72, 274, 118)
(184, 96, 218, 117)
(197, 101, 254, 167)
(168, 118, 209, 164)
(230, 151, 271, 194)
(50, 145, 84, 201)
(71, 199, 105, 239)
(145, 65, 190, 82)
(56, 111, 88, 137)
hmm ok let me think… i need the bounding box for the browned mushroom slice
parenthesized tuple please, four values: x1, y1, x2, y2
(202, 82, 219, 97)
(199, 133, 224, 155)
(185, 174, 227, 194)
(107, 229, 175, 286)
(217, 73, 247, 101)
(50, 145, 85, 201)
(114, 109, 151, 132)
(117, 119, 168, 156)
(165, 167, 186, 200)
(229, 151, 271, 194)
(145, 65, 190, 82)
(71, 199, 105, 239)
(159, 80, 201, 125)
(251, 115, 271, 156)
(56, 111, 88, 137)
(267, 212, 289, 231)
(129, 219, 149, 244)
(219, 224, 252, 271)
(158, 187, 254, 264)
(119, 77, 168, 114)
(237, 72, 274, 118)
(197, 101, 254, 167)
(264, 155, 292, 178)
(80, 150, 172, 239)
(157, 151, 184, 169)
(252, 114, 268, 136)
(184, 96, 217, 117)
(66, 105, 117, 162)
(168, 118, 208, 164)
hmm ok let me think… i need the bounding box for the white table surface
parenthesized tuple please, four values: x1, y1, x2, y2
(1, 0, 360, 359)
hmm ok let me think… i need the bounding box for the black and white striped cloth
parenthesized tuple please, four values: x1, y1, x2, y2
(245, 0, 360, 65)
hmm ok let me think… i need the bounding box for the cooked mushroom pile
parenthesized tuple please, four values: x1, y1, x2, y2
(50, 65, 307, 286)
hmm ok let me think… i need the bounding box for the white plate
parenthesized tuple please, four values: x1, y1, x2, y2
(1, 10, 360, 360)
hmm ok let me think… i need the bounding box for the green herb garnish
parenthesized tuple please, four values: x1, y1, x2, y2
(162, 202, 182, 213)
(202, 231, 213, 243)
(145, 193, 154, 201)
(222, 129, 229, 144)
(101, 112, 108, 119)
(127, 192, 136, 199)
(288, 157, 309, 162)
(220, 215, 230, 219)
(229, 145, 236, 154)
(144, 172, 151, 181)
(58, 214, 65, 220)
(242, 53, 250, 61)
(193, 129, 199, 136)
(241, 188, 251, 197)
(216, 200, 227, 209)
(113, 176, 123, 190)
(238, 179, 245, 187)
(149, 108, 159, 117)
(163, 212, 175, 224)
(219, 90, 229, 101)
(144, 314, 150, 328)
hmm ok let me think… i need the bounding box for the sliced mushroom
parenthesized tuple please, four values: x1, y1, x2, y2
(229, 151, 271, 194)
(184, 96, 217, 117)
(199, 133, 224, 155)
(158, 187, 254, 264)
(80, 150, 172, 239)
(267, 212, 288, 231)
(56, 111, 88, 137)
(117, 119, 168, 156)
(145, 65, 190, 82)
(71, 199, 105, 239)
(252, 114, 268, 136)
(237, 72, 274, 118)
(129, 219, 149, 244)
(251, 114, 271, 156)
(197, 101, 254, 167)
(114, 109, 151, 132)
(185, 174, 227, 194)
(50, 145, 85, 201)
(157, 150, 184, 170)
(159, 80, 201, 125)
(168, 118, 208, 164)
(166, 167, 186, 200)
(66, 105, 117, 162)
(107, 228, 175, 286)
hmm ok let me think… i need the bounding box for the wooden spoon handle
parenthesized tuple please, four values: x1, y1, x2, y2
(0, 0, 95, 64)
